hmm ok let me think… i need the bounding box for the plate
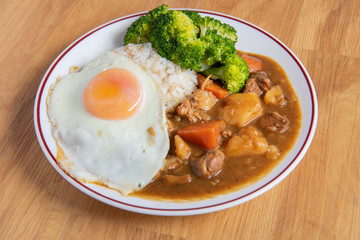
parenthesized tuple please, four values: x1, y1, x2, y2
(34, 9, 318, 216)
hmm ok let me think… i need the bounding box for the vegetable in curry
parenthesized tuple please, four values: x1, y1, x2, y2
(132, 52, 302, 200)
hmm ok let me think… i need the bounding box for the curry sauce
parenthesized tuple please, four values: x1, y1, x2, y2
(131, 53, 302, 201)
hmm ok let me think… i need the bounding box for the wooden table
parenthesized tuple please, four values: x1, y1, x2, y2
(1, 0, 359, 239)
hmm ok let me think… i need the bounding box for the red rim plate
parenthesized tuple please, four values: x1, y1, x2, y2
(34, 9, 318, 215)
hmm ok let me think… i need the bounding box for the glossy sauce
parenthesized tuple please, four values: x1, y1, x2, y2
(131, 53, 302, 201)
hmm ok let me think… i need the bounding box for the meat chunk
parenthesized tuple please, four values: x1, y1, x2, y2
(259, 112, 289, 133)
(176, 89, 217, 122)
(192, 89, 217, 111)
(193, 109, 211, 121)
(190, 150, 225, 179)
(243, 71, 271, 95)
(222, 129, 233, 138)
(162, 174, 192, 184)
(243, 78, 262, 95)
(224, 126, 268, 157)
(219, 92, 263, 127)
(161, 155, 182, 172)
(176, 98, 198, 122)
(254, 71, 272, 92)
(174, 135, 191, 160)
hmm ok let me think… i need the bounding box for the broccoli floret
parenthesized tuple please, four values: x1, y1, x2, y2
(181, 10, 201, 23)
(147, 4, 169, 19)
(181, 12, 237, 42)
(203, 54, 249, 93)
(173, 39, 205, 70)
(124, 5, 249, 92)
(196, 16, 238, 42)
(149, 10, 205, 70)
(124, 4, 168, 45)
(201, 30, 236, 66)
(124, 16, 152, 44)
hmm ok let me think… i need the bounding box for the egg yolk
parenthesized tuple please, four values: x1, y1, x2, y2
(83, 68, 143, 120)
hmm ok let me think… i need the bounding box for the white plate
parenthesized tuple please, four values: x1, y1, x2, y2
(34, 9, 318, 216)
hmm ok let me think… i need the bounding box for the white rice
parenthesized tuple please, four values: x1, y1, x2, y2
(113, 43, 198, 112)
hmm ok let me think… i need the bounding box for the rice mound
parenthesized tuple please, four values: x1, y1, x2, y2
(113, 43, 198, 112)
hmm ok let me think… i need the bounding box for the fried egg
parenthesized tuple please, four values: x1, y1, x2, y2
(47, 51, 169, 195)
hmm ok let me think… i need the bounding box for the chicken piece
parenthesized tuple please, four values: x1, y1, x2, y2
(176, 89, 217, 122)
(161, 155, 182, 172)
(264, 85, 287, 106)
(253, 71, 272, 92)
(243, 71, 272, 95)
(224, 126, 268, 157)
(176, 98, 198, 122)
(219, 92, 263, 127)
(190, 150, 225, 179)
(243, 78, 262, 95)
(259, 112, 289, 133)
(162, 174, 192, 184)
(192, 89, 217, 111)
(193, 109, 211, 121)
(222, 129, 233, 138)
(174, 135, 191, 160)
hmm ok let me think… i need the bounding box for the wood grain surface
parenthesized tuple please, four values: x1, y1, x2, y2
(1, 0, 359, 239)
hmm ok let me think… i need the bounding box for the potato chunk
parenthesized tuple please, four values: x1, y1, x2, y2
(219, 92, 263, 127)
(174, 135, 191, 160)
(224, 127, 268, 157)
(266, 145, 281, 160)
(264, 85, 287, 106)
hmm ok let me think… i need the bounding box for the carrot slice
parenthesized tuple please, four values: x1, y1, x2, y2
(204, 83, 229, 99)
(197, 74, 229, 99)
(240, 55, 263, 73)
(177, 120, 226, 150)
(197, 74, 207, 86)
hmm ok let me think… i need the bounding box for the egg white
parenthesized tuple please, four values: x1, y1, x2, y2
(47, 51, 169, 195)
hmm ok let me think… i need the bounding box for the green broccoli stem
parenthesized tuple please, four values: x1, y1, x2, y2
(202, 65, 225, 80)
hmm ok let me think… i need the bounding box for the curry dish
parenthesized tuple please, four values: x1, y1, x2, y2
(132, 52, 302, 200)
